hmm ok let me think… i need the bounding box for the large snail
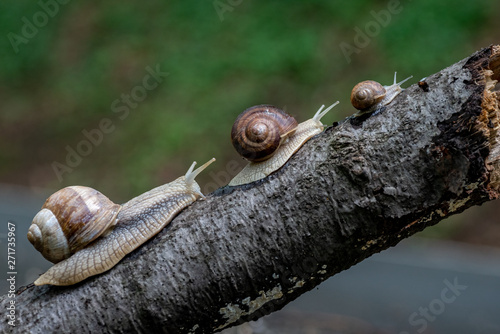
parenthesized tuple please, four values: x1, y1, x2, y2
(28, 158, 215, 286)
(351, 72, 412, 113)
(229, 102, 339, 186)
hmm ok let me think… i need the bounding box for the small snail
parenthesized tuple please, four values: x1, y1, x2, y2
(29, 158, 215, 286)
(229, 102, 339, 186)
(351, 72, 413, 113)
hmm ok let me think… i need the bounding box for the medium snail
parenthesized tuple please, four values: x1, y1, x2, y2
(229, 102, 339, 186)
(231, 105, 298, 162)
(351, 72, 412, 113)
(28, 158, 215, 286)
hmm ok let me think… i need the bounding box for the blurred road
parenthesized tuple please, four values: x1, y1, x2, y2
(1, 184, 499, 333)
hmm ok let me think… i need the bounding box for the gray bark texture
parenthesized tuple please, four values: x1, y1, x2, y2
(3, 45, 500, 333)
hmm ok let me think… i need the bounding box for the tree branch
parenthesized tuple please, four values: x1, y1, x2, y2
(3, 45, 500, 333)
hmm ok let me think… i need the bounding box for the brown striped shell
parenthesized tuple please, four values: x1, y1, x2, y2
(28, 186, 121, 263)
(350, 80, 386, 111)
(231, 105, 298, 162)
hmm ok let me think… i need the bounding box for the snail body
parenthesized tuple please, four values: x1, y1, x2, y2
(229, 102, 339, 186)
(351, 72, 412, 113)
(29, 158, 215, 286)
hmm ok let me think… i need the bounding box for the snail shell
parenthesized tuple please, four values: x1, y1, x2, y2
(231, 105, 298, 162)
(229, 102, 339, 186)
(350, 80, 386, 111)
(351, 72, 413, 113)
(30, 158, 215, 286)
(28, 186, 120, 263)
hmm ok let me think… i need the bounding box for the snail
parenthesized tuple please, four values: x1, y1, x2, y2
(28, 158, 215, 286)
(229, 102, 339, 186)
(351, 72, 413, 113)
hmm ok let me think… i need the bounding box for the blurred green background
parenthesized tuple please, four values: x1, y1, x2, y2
(0, 0, 499, 244)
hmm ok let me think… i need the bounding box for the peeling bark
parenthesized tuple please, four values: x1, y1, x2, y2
(2, 45, 500, 334)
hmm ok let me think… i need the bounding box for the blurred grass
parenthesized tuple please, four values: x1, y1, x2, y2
(0, 0, 499, 239)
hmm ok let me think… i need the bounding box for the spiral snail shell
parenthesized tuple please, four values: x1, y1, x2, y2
(28, 186, 121, 264)
(231, 105, 298, 162)
(351, 72, 413, 113)
(29, 158, 215, 286)
(229, 102, 339, 186)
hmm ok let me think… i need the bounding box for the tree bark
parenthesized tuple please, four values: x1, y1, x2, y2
(3, 45, 500, 334)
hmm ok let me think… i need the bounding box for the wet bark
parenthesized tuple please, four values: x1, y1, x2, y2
(2, 45, 500, 334)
